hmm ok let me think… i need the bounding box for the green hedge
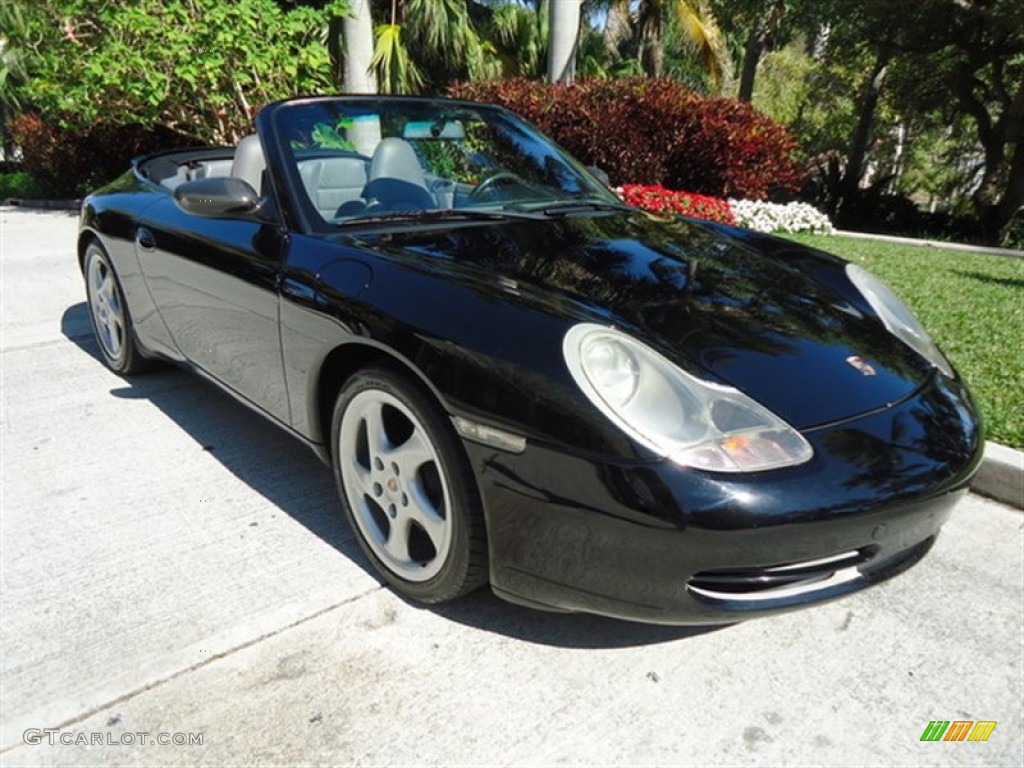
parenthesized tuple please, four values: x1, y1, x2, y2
(0, 171, 43, 199)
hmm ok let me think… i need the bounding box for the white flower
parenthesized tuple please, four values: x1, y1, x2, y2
(727, 199, 834, 235)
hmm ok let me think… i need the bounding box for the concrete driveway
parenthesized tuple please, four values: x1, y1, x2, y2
(1, 207, 1021, 767)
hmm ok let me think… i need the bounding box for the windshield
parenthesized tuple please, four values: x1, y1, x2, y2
(270, 98, 619, 230)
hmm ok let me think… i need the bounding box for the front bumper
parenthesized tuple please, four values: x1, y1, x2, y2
(463, 373, 982, 624)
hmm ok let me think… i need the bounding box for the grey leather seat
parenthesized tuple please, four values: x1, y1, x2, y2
(369, 137, 427, 186)
(298, 157, 369, 219)
(231, 134, 266, 194)
(194, 159, 234, 180)
(363, 138, 434, 211)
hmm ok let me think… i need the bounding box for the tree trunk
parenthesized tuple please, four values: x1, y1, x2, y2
(838, 45, 892, 222)
(974, 133, 1023, 245)
(342, 0, 378, 94)
(603, 1, 630, 55)
(737, 0, 787, 102)
(810, 23, 831, 63)
(967, 80, 1024, 246)
(640, 30, 664, 78)
(737, 30, 762, 102)
(636, 0, 663, 79)
(328, 16, 343, 85)
(548, 0, 582, 83)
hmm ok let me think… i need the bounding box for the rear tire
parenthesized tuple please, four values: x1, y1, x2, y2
(331, 366, 488, 603)
(83, 241, 152, 374)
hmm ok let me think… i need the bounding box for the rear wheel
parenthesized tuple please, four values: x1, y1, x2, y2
(83, 241, 151, 374)
(331, 367, 487, 603)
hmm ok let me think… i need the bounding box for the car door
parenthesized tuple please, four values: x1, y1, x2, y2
(134, 197, 291, 424)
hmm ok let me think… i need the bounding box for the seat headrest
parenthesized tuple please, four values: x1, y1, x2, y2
(369, 138, 426, 187)
(230, 134, 266, 195)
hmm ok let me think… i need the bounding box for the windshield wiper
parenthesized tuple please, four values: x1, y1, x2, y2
(519, 199, 637, 217)
(336, 208, 543, 227)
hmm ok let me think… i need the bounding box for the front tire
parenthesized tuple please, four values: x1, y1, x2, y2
(331, 367, 487, 603)
(83, 241, 151, 374)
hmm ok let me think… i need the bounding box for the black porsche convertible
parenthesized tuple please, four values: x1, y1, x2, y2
(78, 95, 982, 624)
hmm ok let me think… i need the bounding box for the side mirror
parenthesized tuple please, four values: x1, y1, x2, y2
(587, 166, 611, 187)
(173, 177, 269, 221)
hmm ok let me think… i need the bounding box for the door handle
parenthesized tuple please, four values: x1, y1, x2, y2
(135, 227, 156, 251)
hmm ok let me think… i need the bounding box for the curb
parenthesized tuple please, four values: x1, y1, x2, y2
(972, 441, 1024, 509)
(833, 230, 1023, 259)
(1, 198, 82, 211)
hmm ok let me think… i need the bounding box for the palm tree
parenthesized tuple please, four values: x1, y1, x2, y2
(406, 0, 504, 86)
(489, 0, 549, 78)
(356, 0, 523, 95)
(562, 0, 729, 89)
(548, 0, 583, 83)
(368, 0, 424, 94)
(341, 0, 378, 93)
(635, 0, 728, 86)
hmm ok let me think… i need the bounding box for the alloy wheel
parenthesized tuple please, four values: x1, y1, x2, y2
(338, 388, 453, 582)
(87, 251, 125, 363)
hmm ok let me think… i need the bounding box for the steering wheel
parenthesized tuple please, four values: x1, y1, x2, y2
(468, 172, 529, 202)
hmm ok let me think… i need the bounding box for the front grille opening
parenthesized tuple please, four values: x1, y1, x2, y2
(688, 548, 874, 602)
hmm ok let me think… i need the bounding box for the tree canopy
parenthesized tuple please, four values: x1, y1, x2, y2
(701, 0, 1022, 243)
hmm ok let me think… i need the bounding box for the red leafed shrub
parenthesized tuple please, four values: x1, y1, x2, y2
(448, 77, 799, 200)
(11, 114, 91, 197)
(11, 113, 195, 197)
(620, 184, 736, 225)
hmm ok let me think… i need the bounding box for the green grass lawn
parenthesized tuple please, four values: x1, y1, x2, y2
(785, 233, 1023, 450)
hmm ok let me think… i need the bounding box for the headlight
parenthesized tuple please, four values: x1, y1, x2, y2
(846, 263, 953, 378)
(563, 324, 813, 472)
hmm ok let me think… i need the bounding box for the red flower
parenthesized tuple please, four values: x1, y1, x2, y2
(620, 184, 736, 226)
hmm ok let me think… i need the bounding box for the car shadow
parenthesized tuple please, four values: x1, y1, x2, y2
(420, 591, 726, 647)
(61, 301, 727, 648)
(953, 269, 1024, 290)
(60, 304, 367, 573)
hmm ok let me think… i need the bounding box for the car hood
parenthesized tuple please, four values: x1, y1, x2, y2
(345, 212, 932, 430)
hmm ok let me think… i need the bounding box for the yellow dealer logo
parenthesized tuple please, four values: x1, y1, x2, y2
(920, 721, 997, 742)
